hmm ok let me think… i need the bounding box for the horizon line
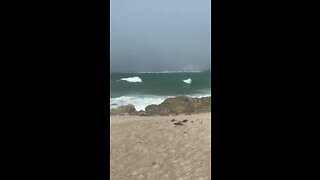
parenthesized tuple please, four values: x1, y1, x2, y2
(111, 70, 211, 74)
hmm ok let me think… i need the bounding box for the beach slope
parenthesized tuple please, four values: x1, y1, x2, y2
(110, 113, 211, 180)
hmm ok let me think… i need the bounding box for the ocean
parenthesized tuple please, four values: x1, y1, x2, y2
(110, 71, 211, 111)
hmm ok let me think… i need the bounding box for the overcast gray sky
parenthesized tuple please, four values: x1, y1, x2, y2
(111, 0, 211, 73)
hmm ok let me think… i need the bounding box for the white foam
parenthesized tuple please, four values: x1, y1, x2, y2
(183, 78, 192, 84)
(119, 77, 142, 83)
(190, 94, 211, 98)
(110, 96, 167, 111)
(110, 93, 211, 111)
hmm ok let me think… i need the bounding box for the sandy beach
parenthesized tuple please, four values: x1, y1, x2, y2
(110, 113, 211, 180)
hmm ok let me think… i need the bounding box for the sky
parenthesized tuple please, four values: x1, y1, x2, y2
(111, 0, 211, 73)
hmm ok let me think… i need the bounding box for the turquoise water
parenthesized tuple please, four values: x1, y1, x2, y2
(110, 71, 211, 110)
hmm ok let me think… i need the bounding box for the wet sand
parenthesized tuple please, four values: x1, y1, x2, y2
(110, 113, 211, 180)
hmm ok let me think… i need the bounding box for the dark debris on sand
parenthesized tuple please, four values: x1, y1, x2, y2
(173, 119, 189, 126)
(173, 121, 185, 126)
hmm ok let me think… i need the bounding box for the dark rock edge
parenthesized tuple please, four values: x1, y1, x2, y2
(110, 96, 211, 116)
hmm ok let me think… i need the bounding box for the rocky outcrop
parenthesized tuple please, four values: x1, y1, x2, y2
(144, 96, 211, 116)
(110, 96, 211, 116)
(110, 104, 137, 116)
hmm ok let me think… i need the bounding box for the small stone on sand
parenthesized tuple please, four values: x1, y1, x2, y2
(174, 122, 184, 126)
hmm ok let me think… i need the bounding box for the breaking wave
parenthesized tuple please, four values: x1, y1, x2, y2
(110, 92, 211, 111)
(119, 76, 142, 83)
(183, 78, 192, 84)
(110, 95, 167, 111)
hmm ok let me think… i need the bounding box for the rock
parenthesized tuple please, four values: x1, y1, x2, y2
(137, 110, 148, 116)
(110, 104, 137, 115)
(110, 96, 211, 116)
(144, 96, 211, 116)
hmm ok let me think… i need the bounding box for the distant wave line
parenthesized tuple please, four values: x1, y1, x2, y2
(136, 70, 204, 74)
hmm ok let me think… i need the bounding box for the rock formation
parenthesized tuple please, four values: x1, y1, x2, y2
(110, 96, 211, 116)
(144, 96, 211, 116)
(110, 104, 137, 116)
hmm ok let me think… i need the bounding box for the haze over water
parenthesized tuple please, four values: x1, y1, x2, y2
(111, 0, 211, 73)
(110, 0, 211, 110)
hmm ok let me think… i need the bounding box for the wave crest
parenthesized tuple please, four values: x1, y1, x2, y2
(119, 76, 142, 83)
(183, 78, 192, 84)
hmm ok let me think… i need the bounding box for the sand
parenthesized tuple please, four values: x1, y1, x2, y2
(110, 113, 211, 180)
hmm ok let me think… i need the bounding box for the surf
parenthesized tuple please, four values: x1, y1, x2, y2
(118, 76, 142, 83)
(110, 95, 167, 111)
(183, 78, 192, 84)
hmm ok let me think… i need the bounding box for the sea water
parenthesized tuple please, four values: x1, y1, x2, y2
(110, 71, 211, 111)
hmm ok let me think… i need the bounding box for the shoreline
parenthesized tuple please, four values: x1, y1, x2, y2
(110, 94, 211, 112)
(110, 96, 211, 116)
